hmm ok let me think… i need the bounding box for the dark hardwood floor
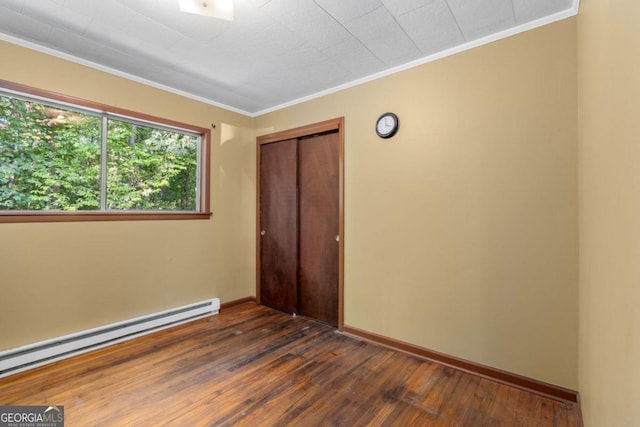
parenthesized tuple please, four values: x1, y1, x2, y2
(0, 303, 581, 426)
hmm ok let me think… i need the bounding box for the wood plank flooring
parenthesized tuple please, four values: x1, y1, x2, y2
(0, 303, 581, 426)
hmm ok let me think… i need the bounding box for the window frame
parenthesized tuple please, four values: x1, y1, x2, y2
(0, 79, 211, 223)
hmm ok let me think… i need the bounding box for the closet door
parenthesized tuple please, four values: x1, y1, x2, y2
(259, 139, 298, 315)
(298, 132, 340, 326)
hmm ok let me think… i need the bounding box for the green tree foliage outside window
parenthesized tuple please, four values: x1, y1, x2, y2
(0, 94, 199, 212)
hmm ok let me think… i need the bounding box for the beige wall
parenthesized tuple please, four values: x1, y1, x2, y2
(578, 1, 640, 425)
(256, 19, 578, 388)
(0, 40, 256, 350)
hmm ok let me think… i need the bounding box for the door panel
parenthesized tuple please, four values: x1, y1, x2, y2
(298, 132, 340, 326)
(259, 139, 298, 314)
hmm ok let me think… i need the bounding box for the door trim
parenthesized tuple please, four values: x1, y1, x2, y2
(256, 117, 345, 330)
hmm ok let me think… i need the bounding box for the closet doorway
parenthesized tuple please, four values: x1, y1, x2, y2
(256, 118, 344, 328)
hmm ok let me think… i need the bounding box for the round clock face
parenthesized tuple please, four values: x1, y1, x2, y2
(376, 112, 399, 138)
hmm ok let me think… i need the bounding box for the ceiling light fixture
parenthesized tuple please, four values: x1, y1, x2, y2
(178, 0, 233, 21)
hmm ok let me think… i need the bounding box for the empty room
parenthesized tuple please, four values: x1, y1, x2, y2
(0, 0, 637, 425)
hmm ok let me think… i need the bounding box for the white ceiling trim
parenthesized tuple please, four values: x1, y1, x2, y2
(0, 3, 579, 119)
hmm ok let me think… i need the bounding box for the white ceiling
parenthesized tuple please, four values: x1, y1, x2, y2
(0, 0, 578, 116)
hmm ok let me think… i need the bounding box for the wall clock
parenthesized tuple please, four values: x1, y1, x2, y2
(376, 112, 399, 139)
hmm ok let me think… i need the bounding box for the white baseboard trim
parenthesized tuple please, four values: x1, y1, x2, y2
(0, 298, 220, 378)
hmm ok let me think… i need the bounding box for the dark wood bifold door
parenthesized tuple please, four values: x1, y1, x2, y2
(258, 120, 342, 327)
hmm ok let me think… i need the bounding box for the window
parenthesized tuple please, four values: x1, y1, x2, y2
(0, 80, 210, 222)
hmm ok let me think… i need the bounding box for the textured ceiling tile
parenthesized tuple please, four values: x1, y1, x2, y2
(345, 6, 420, 65)
(512, 0, 573, 23)
(167, 72, 221, 96)
(241, 73, 291, 106)
(84, 1, 135, 30)
(289, 63, 346, 95)
(114, 0, 176, 20)
(278, 43, 326, 64)
(21, 0, 92, 33)
(397, 0, 464, 55)
(81, 21, 178, 72)
(121, 13, 185, 48)
(208, 23, 306, 87)
(246, 0, 273, 7)
(208, 20, 269, 52)
(199, 81, 266, 112)
(0, 5, 52, 42)
(314, 0, 383, 23)
(117, 0, 231, 41)
(128, 61, 177, 82)
(272, 2, 353, 51)
(0, 0, 25, 10)
(256, 24, 308, 56)
(322, 38, 386, 77)
(46, 26, 140, 70)
(381, 0, 438, 17)
(61, 0, 101, 18)
(168, 39, 217, 66)
(260, 43, 345, 95)
(179, 22, 231, 44)
(447, 0, 515, 40)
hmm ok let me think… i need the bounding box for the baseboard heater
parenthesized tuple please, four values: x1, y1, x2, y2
(0, 298, 220, 378)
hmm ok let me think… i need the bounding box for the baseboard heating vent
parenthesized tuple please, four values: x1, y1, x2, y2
(0, 297, 220, 379)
